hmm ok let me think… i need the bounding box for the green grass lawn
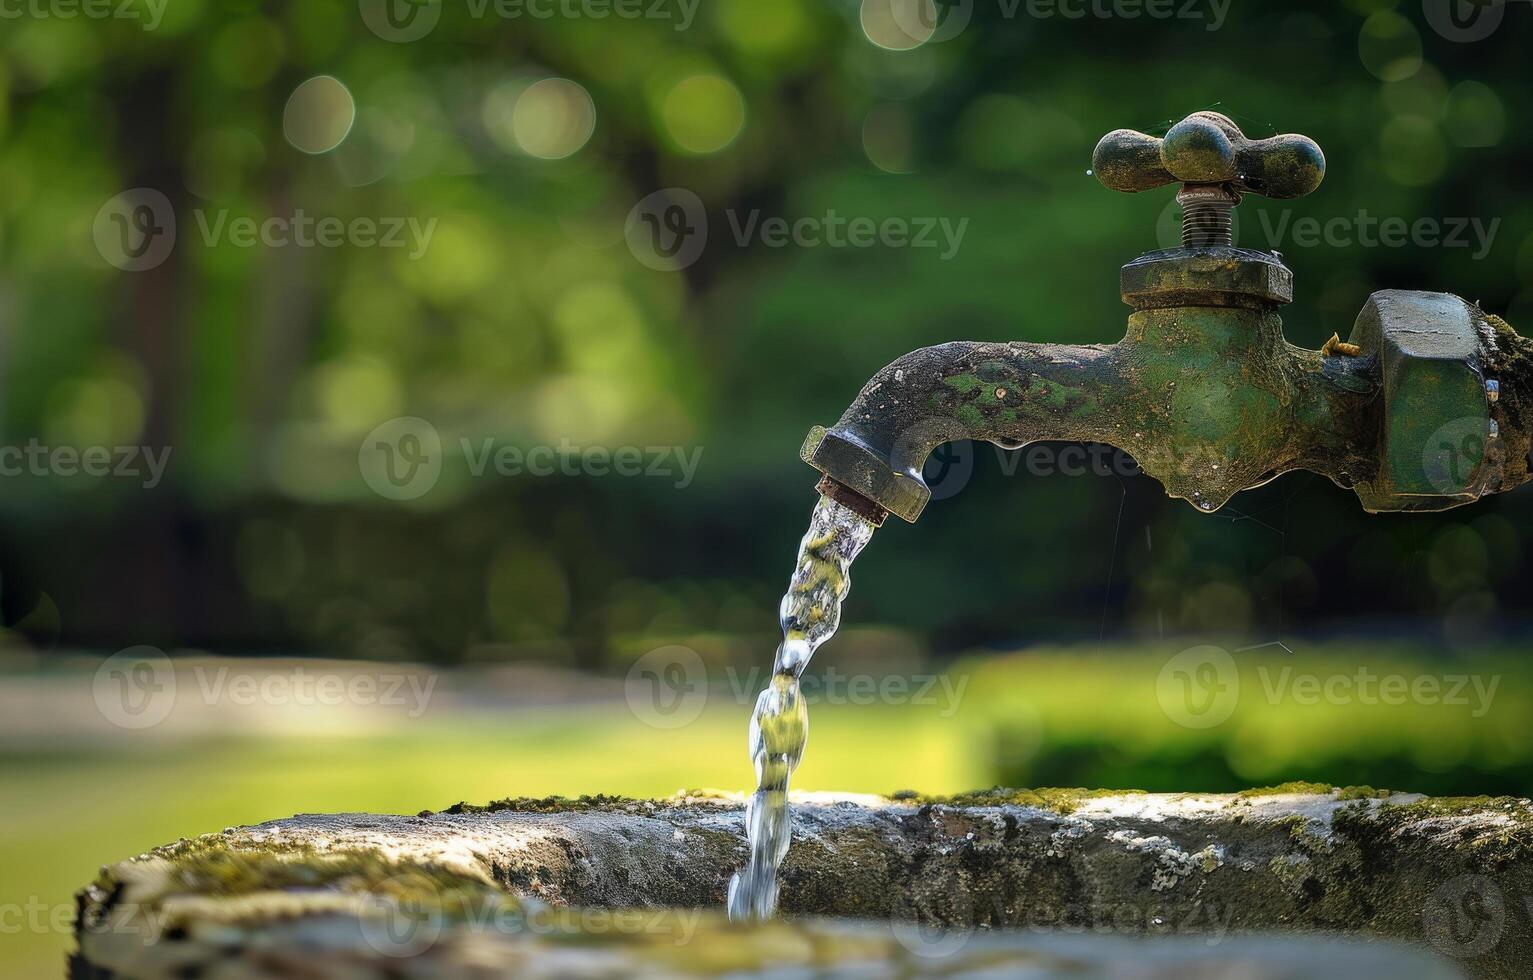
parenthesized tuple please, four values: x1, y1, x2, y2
(4, 640, 1530, 978)
(0, 700, 987, 978)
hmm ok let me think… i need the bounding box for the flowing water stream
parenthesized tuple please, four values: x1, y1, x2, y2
(726, 494, 878, 920)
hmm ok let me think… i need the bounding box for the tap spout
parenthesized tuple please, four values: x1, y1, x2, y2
(802, 300, 1401, 522)
(801, 340, 1124, 523)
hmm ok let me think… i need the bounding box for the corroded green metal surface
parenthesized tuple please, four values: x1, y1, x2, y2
(802, 298, 1383, 522)
(805, 111, 1533, 523)
(1092, 111, 1325, 200)
(1350, 291, 1492, 508)
(1120, 247, 1292, 309)
(801, 287, 1531, 523)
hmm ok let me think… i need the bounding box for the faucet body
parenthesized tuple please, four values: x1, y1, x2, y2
(801, 113, 1532, 522)
(803, 284, 1531, 522)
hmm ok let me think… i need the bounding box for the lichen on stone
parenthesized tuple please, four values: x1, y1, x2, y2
(918, 786, 1147, 815)
(440, 794, 640, 815)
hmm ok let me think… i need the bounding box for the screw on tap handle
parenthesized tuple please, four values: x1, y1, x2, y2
(1092, 111, 1325, 200)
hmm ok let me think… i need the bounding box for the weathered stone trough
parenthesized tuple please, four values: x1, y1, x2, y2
(72, 787, 1531, 978)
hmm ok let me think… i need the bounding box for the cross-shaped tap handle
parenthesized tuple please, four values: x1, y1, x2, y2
(1092, 111, 1325, 200)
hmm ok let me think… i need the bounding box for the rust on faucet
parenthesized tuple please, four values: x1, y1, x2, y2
(801, 111, 1533, 523)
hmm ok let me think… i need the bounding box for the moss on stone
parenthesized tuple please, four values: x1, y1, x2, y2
(441, 794, 639, 815)
(917, 787, 1147, 815)
(1237, 781, 1336, 798)
(1385, 795, 1532, 821)
(129, 835, 505, 912)
(1334, 785, 1391, 800)
(1235, 784, 1394, 802)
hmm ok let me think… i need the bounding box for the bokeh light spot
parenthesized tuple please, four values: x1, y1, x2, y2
(1358, 11, 1422, 82)
(860, 0, 936, 51)
(1445, 80, 1505, 147)
(509, 77, 597, 160)
(313, 357, 401, 434)
(862, 103, 915, 173)
(1380, 64, 1447, 121)
(716, 0, 813, 57)
(660, 74, 745, 155)
(283, 75, 356, 155)
(211, 16, 285, 89)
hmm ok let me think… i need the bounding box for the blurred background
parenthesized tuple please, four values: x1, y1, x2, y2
(3, 0, 1533, 973)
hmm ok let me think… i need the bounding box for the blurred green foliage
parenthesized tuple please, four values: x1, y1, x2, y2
(0, 0, 1531, 663)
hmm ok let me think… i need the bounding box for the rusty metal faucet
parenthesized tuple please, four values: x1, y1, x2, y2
(801, 110, 1533, 525)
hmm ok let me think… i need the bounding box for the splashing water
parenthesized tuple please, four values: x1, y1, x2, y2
(727, 494, 878, 920)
